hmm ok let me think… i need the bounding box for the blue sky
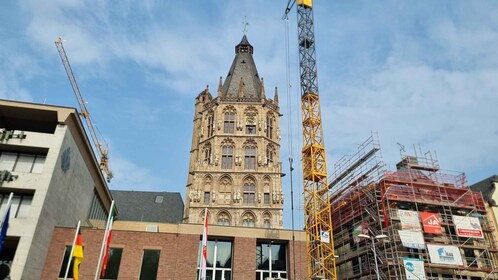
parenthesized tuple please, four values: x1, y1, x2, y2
(1, 1, 497, 229)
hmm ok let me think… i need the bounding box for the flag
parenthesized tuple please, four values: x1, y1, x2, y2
(72, 230, 84, 280)
(201, 209, 208, 280)
(0, 206, 11, 254)
(101, 205, 115, 278)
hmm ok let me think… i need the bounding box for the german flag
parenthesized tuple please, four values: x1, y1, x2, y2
(73, 230, 84, 280)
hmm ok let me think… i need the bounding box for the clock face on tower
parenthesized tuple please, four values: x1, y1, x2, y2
(246, 116, 255, 125)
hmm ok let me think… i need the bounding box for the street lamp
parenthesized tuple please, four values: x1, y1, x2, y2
(358, 234, 389, 279)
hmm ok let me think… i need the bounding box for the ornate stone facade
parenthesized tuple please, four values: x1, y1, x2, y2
(184, 36, 284, 228)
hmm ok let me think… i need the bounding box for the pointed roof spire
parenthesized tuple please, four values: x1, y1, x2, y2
(235, 35, 253, 54)
(218, 76, 223, 96)
(274, 86, 279, 104)
(222, 35, 261, 99)
(260, 78, 266, 101)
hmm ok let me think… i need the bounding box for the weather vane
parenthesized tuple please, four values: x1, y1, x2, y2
(242, 16, 249, 35)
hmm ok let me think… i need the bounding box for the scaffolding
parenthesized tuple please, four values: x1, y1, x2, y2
(330, 134, 498, 280)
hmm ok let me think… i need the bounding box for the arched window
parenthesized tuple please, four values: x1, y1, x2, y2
(204, 143, 212, 164)
(217, 212, 230, 226)
(263, 212, 271, 229)
(224, 112, 235, 133)
(243, 181, 256, 205)
(244, 146, 256, 170)
(242, 212, 255, 227)
(266, 144, 274, 165)
(221, 145, 233, 169)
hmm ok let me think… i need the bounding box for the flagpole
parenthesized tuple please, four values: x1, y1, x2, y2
(0, 192, 14, 227)
(64, 220, 81, 280)
(200, 208, 208, 280)
(95, 200, 114, 280)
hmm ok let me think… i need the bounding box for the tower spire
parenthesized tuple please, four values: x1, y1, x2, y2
(260, 78, 266, 101)
(274, 86, 279, 104)
(218, 76, 223, 97)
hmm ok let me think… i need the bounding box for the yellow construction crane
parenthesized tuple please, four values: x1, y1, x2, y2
(55, 37, 113, 183)
(284, 1, 337, 279)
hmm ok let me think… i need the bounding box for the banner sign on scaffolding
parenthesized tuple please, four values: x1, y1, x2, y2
(420, 212, 443, 234)
(398, 230, 425, 249)
(352, 221, 369, 243)
(399, 210, 421, 230)
(452, 215, 484, 239)
(427, 244, 463, 266)
(403, 257, 426, 280)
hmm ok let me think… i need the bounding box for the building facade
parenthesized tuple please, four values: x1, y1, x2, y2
(0, 100, 113, 279)
(329, 134, 498, 280)
(184, 36, 284, 228)
(42, 222, 307, 280)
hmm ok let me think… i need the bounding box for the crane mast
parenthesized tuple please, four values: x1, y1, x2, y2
(55, 37, 113, 183)
(285, 1, 337, 279)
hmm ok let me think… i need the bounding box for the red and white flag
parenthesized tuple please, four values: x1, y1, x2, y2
(201, 208, 208, 280)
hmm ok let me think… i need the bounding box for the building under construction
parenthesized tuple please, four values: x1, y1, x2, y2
(331, 133, 498, 280)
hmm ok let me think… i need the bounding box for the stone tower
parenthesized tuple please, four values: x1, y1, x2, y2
(184, 35, 284, 228)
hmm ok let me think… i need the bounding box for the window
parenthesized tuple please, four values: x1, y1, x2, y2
(263, 220, 271, 229)
(264, 193, 270, 205)
(58, 246, 75, 278)
(243, 182, 256, 206)
(246, 125, 256, 134)
(221, 146, 233, 169)
(242, 212, 255, 227)
(266, 146, 273, 164)
(0, 151, 46, 173)
(139, 250, 160, 280)
(256, 242, 287, 280)
(100, 248, 123, 279)
(204, 145, 212, 164)
(207, 114, 214, 137)
(204, 192, 210, 204)
(217, 212, 230, 226)
(244, 146, 256, 170)
(197, 239, 232, 280)
(223, 112, 235, 134)
(266, 116, 273, 138)
(0, 193, 33, 219)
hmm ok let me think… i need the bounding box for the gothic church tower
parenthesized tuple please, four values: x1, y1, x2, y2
(185, 35, 284, 228)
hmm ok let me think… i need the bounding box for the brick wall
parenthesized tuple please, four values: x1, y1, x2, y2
(42, 226, 307, 279)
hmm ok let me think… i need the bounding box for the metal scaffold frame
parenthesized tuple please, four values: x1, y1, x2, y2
(330, 135, 498, 280)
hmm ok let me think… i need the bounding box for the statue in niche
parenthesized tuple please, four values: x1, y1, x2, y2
(212, 191, 216, 202)
(277, 129, 281, 141)
(214, 154, 219, 165)
(218, 120, 221, 130)
(234, 191, 241, 203)
(189, 190, 194, 202)
(280, 191, 284, 204)
(258, 192, 262, 203)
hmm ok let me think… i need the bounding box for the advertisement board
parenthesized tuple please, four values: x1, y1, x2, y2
(420, 212, 443, 234)
(403, 258, 426, 280)
(398, 230, 425, 249)
(399, 210, 421, 230)
(427, 244, 463, 266)
(453, 215, 484, 238)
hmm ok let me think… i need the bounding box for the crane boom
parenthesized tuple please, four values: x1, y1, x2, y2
(284, 1, 337, 279)
(55, 37, 113, 183)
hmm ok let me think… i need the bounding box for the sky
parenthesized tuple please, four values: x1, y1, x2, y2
(1, 1, 497, 230)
